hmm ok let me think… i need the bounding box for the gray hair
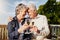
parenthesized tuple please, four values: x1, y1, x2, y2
(15, 3, 27, 15)
(27, 3, 36, 11)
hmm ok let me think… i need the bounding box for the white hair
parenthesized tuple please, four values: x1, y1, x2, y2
(27, 3, 36, 10)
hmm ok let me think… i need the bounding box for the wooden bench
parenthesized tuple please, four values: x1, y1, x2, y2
(0, 24, 60, 40)
(0, 25, 8, 40)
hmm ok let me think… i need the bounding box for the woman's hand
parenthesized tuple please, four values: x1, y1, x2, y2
(18, 22, 29, 33)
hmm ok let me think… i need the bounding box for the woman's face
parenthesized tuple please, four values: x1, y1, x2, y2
(17, 7, 28, 20)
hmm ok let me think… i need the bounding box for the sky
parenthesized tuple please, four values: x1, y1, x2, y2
(0, 0, 50, 25)
(56, 0, 60, 2)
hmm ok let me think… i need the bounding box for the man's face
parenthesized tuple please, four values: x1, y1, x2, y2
(28, 8, 36, 18)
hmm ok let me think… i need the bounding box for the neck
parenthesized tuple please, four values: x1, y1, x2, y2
(17, 15, 22, 22)
(32, 13, 38, 19)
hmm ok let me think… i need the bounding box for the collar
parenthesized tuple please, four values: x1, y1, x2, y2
(13, 16, 18, 21)
(33, 14, 40, 19)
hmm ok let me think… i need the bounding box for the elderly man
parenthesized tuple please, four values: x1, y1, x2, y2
(27, 3, 50, 40)
(7, 3, 31, 40)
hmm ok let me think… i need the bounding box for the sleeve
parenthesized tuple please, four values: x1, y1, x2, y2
(39, 16, 50, 37)
(7, 22, 20, 38)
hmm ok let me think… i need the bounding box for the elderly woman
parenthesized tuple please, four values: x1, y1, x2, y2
(7, 3, 30, 40)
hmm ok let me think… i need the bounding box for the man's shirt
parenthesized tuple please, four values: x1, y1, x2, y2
(30, 14, 50, 37)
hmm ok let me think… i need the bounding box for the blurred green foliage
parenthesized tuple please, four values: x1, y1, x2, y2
(37, 0, 60, 24)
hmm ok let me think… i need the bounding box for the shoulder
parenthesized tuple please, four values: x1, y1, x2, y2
(38, 14, 47, 19)
(7, 20, 17, 28)
(8, 20, 15, 26)
(8, 17, 17, 25)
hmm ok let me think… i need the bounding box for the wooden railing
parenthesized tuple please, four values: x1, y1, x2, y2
(0, 25, 8, 40)
(50, 24, 60, 40)
(0, 24, 60, 40)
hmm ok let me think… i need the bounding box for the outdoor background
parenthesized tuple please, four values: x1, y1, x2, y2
(0, 0, 60, 40)
(0, 0, 60, 25)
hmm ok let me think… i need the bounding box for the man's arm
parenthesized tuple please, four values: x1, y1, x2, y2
(39, 16, 50, 37)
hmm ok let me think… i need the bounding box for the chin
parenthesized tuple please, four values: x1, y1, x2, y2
(30, 16, 33, 18)
(21, 18, 24, 20)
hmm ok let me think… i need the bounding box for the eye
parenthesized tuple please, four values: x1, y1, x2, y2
(28, 9, 29, 11)
(16, 10, 18, 11)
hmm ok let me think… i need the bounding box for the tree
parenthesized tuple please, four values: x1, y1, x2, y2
(37, 0, 60, 24)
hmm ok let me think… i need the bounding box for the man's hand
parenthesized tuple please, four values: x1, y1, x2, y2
(30, 26, 38, 33)
(8, 16, 13, 22)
